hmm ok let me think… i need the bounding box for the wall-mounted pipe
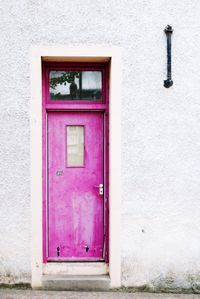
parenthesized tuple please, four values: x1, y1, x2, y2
(164, 25, 173, 88)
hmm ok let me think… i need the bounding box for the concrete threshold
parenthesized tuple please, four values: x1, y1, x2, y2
(42, 274, 110, 291)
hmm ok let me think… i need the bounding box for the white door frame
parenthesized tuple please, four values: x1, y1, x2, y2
(30, 46, 121, 289)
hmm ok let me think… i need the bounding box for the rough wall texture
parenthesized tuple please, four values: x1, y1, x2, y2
(1, 0, 200, 290)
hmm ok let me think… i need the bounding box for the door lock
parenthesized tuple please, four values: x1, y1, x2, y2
(94, 183, 104, 196)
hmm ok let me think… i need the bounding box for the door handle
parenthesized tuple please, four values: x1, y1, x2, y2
(94, 183, 104, 195)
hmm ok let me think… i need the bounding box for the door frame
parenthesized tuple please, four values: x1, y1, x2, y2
(43, 62, 109, 263)
(30, 46, 121, 288)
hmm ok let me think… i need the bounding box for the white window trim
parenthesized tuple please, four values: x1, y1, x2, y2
(30, 46, 121, 289)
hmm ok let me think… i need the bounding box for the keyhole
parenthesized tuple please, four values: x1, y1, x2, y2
(57, 246, 60, 257)
(85, 246, 89, 252)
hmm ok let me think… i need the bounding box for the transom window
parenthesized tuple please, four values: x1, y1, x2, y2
(50, 71, 102, 101)
(43, 62, 108, 104)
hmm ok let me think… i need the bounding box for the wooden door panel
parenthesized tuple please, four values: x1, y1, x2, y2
(48, 112, 104, 260)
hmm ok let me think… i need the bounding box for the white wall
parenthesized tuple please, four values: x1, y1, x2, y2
(1, 0, 200, 290)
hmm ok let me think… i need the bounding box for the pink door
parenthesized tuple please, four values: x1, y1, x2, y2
(48, 111, 104, 260)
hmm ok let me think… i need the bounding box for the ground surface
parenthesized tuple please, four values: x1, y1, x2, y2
(0, 290, 200, 299)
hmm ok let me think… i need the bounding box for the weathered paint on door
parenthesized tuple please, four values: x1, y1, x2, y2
(48, 111, 104, 260)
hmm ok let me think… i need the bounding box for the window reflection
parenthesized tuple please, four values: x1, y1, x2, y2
(49, 71, 102, 101)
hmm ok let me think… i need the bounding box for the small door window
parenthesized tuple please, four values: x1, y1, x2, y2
(49, 71, 102, 101)
(66, 126, 84, 167)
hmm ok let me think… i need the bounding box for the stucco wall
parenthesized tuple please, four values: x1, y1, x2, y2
(1, 0, 200, 290)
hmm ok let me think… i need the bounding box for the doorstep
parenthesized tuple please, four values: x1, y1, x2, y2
(41, 274, 110, 291)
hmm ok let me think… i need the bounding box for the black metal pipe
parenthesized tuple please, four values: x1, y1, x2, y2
(164, 25, 173, 88)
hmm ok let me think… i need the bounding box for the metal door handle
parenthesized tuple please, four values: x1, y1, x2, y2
(94, 183, 104, 195)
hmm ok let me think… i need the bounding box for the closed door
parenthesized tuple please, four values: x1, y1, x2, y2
(48, 111, 104, 260)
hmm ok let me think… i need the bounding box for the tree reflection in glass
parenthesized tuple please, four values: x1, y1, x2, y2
(49, 71, 102, 101)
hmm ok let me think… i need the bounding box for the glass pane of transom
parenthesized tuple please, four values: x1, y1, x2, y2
(66, 126, 84, 167)
(49, 71, 102, 101)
